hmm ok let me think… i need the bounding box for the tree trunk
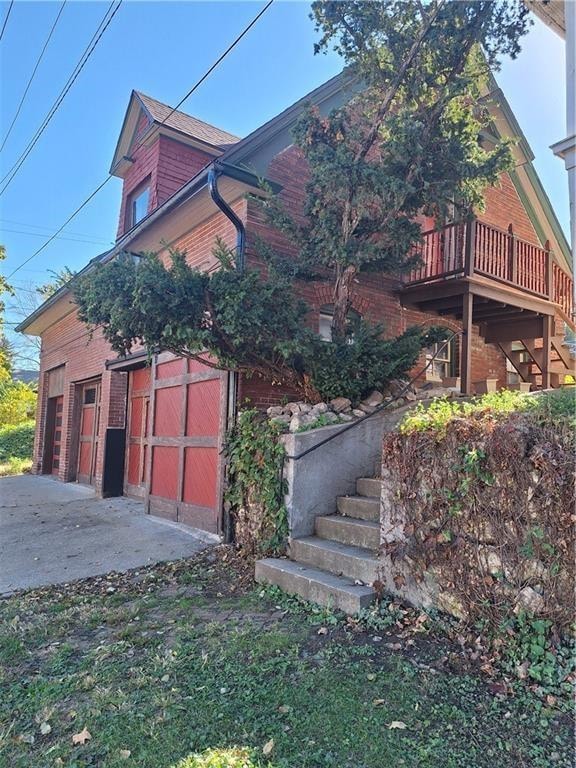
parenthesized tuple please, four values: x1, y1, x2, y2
(332, 264, 357, 342)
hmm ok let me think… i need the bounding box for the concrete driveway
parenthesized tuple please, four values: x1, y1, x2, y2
(0, 475, 217, 595)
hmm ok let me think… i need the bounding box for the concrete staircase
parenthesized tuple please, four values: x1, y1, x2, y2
(255, 476, 382, 615)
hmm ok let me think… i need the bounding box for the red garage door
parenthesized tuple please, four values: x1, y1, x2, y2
(147, 355, 227, 534)
(124, 367, 151, 499)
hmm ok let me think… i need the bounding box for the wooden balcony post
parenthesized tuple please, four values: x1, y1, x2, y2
(464, 217, 476, 277)
(508, 223, 517, 283)
(545, 240, 553, 300)
(460, 291, 473, 395)
(542, 314, 552, 389)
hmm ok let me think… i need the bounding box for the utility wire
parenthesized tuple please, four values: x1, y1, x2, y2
(0, 0, 14, 43)
(0, 0, 67, 154)
(1, 227, 112, 246)
(0, 0, 122, 196)
(5, 0, 275, 281)
(0, 217, 111, 241)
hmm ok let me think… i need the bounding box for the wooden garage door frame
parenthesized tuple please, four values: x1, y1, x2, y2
(124, 366, 151, 499)
(145, 352, 228, 535)
(76, 379, 101, 486)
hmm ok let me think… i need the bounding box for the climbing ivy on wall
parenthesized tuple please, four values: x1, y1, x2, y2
(225, 409, 288, 557)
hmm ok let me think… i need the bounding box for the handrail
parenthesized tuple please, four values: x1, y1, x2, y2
(405, 219, 573, 318)
(285, 330, 462, 462)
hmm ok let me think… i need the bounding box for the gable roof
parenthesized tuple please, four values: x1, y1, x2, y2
(135, 91, 240, 148)
(110, 90, 240, 175)
(19, 69, 572, 335)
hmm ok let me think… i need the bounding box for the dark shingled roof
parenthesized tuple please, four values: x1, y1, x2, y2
(135, 91, 240, 149)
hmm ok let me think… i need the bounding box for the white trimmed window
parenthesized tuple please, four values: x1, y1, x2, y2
(128, 182, 150, 227)
(425, 339, 454, 381)
(318, 304, 360, 342)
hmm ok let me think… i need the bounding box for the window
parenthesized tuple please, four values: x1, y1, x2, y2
(318, 304, 361, 342)
(425, 339, 454, 381)
(84, 387, 97, 405)
(128, 183, 150, 227)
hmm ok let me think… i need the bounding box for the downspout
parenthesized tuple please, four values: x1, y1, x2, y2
(208, 163, 246, 543)
(208, 163, 246, 272)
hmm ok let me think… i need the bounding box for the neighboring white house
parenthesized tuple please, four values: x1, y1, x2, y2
(527, 0, 575, 310)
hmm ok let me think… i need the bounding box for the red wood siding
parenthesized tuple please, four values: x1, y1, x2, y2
(116, 135, 213, 238)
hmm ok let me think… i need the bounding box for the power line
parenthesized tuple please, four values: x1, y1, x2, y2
(0, 0, 123, 197)
(1, 226, 113, 246)
(0, 217, 112, 241)
(0, 0, 67, 154)
(0, 0, 14, 43)
(5, 0, 275, 281)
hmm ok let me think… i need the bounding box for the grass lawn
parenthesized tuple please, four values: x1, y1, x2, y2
(0, 548, 572, 768)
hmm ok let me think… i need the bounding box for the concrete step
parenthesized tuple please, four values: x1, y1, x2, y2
(337, 494, 379, 521)
(255, 558, 375, 614)
(290, 536, 379, 584)
(316, 514, 380, 550)
(356, 477, 382, 498)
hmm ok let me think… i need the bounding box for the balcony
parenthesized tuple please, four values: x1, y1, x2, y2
(400, 218, 575, 393)
(405, 219, 573, 320)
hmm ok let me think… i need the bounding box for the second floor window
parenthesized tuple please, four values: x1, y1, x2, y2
(128, 183, 150, 228)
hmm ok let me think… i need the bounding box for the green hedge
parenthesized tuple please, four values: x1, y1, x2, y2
(0, 421, 35, 461)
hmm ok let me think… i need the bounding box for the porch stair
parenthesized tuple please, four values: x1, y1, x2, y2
(498, 335, 575, 388)
(255, 477, 382, 615)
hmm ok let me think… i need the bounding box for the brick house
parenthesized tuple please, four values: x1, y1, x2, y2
(18, 73, 574, 537)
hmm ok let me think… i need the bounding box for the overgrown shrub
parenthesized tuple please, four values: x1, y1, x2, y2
(306, 323, 447, 402)
(0, 380, 37, 426)
(225, 409, 288, 557)
(0, 420, 35, 461)
(382, 389, 575, 632)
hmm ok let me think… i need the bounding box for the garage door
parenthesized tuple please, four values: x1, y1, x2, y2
(147, 355, 227, 534)
(77, 381, 101, 486)
(124, 367, 151, 499)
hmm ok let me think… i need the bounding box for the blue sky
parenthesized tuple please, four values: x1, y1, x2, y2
(0, 1, 568, 363)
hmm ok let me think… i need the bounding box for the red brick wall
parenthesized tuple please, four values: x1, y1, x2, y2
(35, 197, 245, 487)
(479, 172, 540, 244)
(116, 136, 213, 238)
(238, 144, 511, 408)
(164, 198, 245, 270)
(33, 310, 127, 492)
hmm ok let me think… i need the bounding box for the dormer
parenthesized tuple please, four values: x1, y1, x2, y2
(111, 91, 239, 238)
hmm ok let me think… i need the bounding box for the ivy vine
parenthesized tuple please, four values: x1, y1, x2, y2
(225, 409, 288, 557)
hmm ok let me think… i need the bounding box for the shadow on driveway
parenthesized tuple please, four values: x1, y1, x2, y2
(0, 475, 216, 595)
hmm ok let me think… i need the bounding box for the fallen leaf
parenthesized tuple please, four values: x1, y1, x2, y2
(278, 705, 291, 714)
(488, 681, 508, 697)
(366, 673, 376, 681)
(262, 738, 275, 756)
(317, 627, 328, 635)
(387, 721, 408, 729)
(161, 674, 170, 682)
(72, 728, 92, 746)
(393, 573, 406, 589)
(372, 698, 386, 706)
(39, 722, 51, 736)
(119, 749, 131, 759)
